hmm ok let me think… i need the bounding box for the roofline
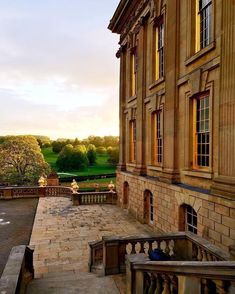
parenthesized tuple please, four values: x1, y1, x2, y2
(108, 0, 132, 33)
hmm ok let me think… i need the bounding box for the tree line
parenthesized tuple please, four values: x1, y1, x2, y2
(0, 135, 119, 185)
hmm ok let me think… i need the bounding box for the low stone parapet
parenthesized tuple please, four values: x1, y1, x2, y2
(0, 245, 34, 294)
(72, 191, 117, 206)
(126, 254, 235, 294)
(0, 186, 72, 199)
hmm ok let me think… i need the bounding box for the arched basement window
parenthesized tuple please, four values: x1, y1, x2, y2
(185, 205, 197, 234)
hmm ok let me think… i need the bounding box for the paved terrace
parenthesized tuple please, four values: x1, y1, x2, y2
(28, 197, 152, 293)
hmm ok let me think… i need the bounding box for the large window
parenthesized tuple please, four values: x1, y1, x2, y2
(193, 94, 210, 168)
(130, 51, 137, 96)
(155, 19, 164, 80)
(152, 110, 163, 165)
(129, 119, 136, 163)
(196, 0, 212, 50)
(185, 205, 197, 234)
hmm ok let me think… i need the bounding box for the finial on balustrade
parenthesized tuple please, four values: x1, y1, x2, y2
(71, 179, 79, 193)
(38, 175, 47, 187)
(108, 180, 115, 192)
(94, 183, 100, 192)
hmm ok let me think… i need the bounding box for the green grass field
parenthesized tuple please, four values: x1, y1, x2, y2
(42, 147, 116, 177)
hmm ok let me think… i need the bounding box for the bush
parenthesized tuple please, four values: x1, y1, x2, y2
(56, 144, 88, 171)
(87, 144, 97, 165)
(107, 147, 119, 166)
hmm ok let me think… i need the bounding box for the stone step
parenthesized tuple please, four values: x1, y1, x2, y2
(26, 271, 120, 294)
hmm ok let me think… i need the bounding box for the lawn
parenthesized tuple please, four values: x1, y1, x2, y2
(41, 147, 116, 177)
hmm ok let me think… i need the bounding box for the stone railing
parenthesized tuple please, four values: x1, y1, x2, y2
(0, 245, 34, 294)
(0, 186, 72, 199)
(72, 191, 117, 206)
(126, 254, 235, 294)
(89, 232, 230, 276)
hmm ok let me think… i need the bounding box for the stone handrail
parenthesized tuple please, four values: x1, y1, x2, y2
(126, 254, 235, 294)
(72, 191, 117, 206)
(89, 232, 230, 276)
(0, 186, 72, 199)
(0, 245, 34, 294)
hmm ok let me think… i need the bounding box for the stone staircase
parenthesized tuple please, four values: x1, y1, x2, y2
(26, 270, 124, 294)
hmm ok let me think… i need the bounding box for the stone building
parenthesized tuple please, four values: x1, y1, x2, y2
(109, 0, 235, 252)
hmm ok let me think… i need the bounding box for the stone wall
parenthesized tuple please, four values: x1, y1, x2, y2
(117, 171, 235, 252)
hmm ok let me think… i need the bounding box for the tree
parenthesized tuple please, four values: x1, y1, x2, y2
(34, 135, 51, 148)
(56, 144, 74, 170)
(56, 144, 88, 171)
(107, 147, 119, 166)
(52, 141, 66, 153)
(87, 144, 97, 165)
(96, 146, 107, 154)
(71, 145, 88, 170)
(0, 136, 50, 185)
(103, 136, 119, 148)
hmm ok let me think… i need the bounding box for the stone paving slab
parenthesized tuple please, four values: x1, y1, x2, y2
(30, 197, 152, 278)
(27, 271, 120, 294)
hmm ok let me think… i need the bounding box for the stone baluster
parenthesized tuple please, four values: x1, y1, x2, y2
(169, 240, 175, 257)
(197, 247, 202, 261)
(155, 274, 163, 294)
(148, 273, 156, 294)
(171, 275, 178, 294)
(202, 250, 208, 261)
(214, 280, 227, 294)
(206, 252, 213, 261)
(201, 279, 210, 294)
(162, 275, 171, 294)
(165, 241, 170, 256)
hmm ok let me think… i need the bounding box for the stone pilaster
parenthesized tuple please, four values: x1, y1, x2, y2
(134, 22, 147, 176)
(159, 0, 180, 183)
(117, 47, 127, 171)
(211, 1, 235, 197)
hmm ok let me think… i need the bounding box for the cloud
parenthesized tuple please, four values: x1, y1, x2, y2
(0, 90, 118, 139)
(0, 0, 120, 139)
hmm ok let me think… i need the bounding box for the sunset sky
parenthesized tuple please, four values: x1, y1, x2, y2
(0, 0, 120, 139)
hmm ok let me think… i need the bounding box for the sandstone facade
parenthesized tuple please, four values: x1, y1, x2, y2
(109, 0, 235, 251)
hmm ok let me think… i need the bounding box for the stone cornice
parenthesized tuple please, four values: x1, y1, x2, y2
(109, 0, 151, 38)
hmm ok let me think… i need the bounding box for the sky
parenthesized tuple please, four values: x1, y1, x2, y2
(0, 0, 120, 139)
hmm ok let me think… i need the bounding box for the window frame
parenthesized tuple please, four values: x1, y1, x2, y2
(192, 92, 210, 170)
(149, 192, 154, 224)
(130, 49, 137, 97)
(185, 205, 197, 234)
(152, 109, 163, 166)
(129, 119, 137, 163)
(153, 16, 164, 81)
(198, 0, 213, 50)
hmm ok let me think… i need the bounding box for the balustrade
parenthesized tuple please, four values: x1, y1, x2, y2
(72, 191, 117, 206)
(126, 255, 235, 294)
(89, 232, 230, 276)
(0, 186, 72, 199)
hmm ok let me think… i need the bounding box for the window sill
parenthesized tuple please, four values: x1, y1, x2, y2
(185, 41, 215, 66)
(149, 77, 165, 90)
(127, 95, 137, 104)
(147, 165, 163, 172)
(182, 169, 212, 179)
